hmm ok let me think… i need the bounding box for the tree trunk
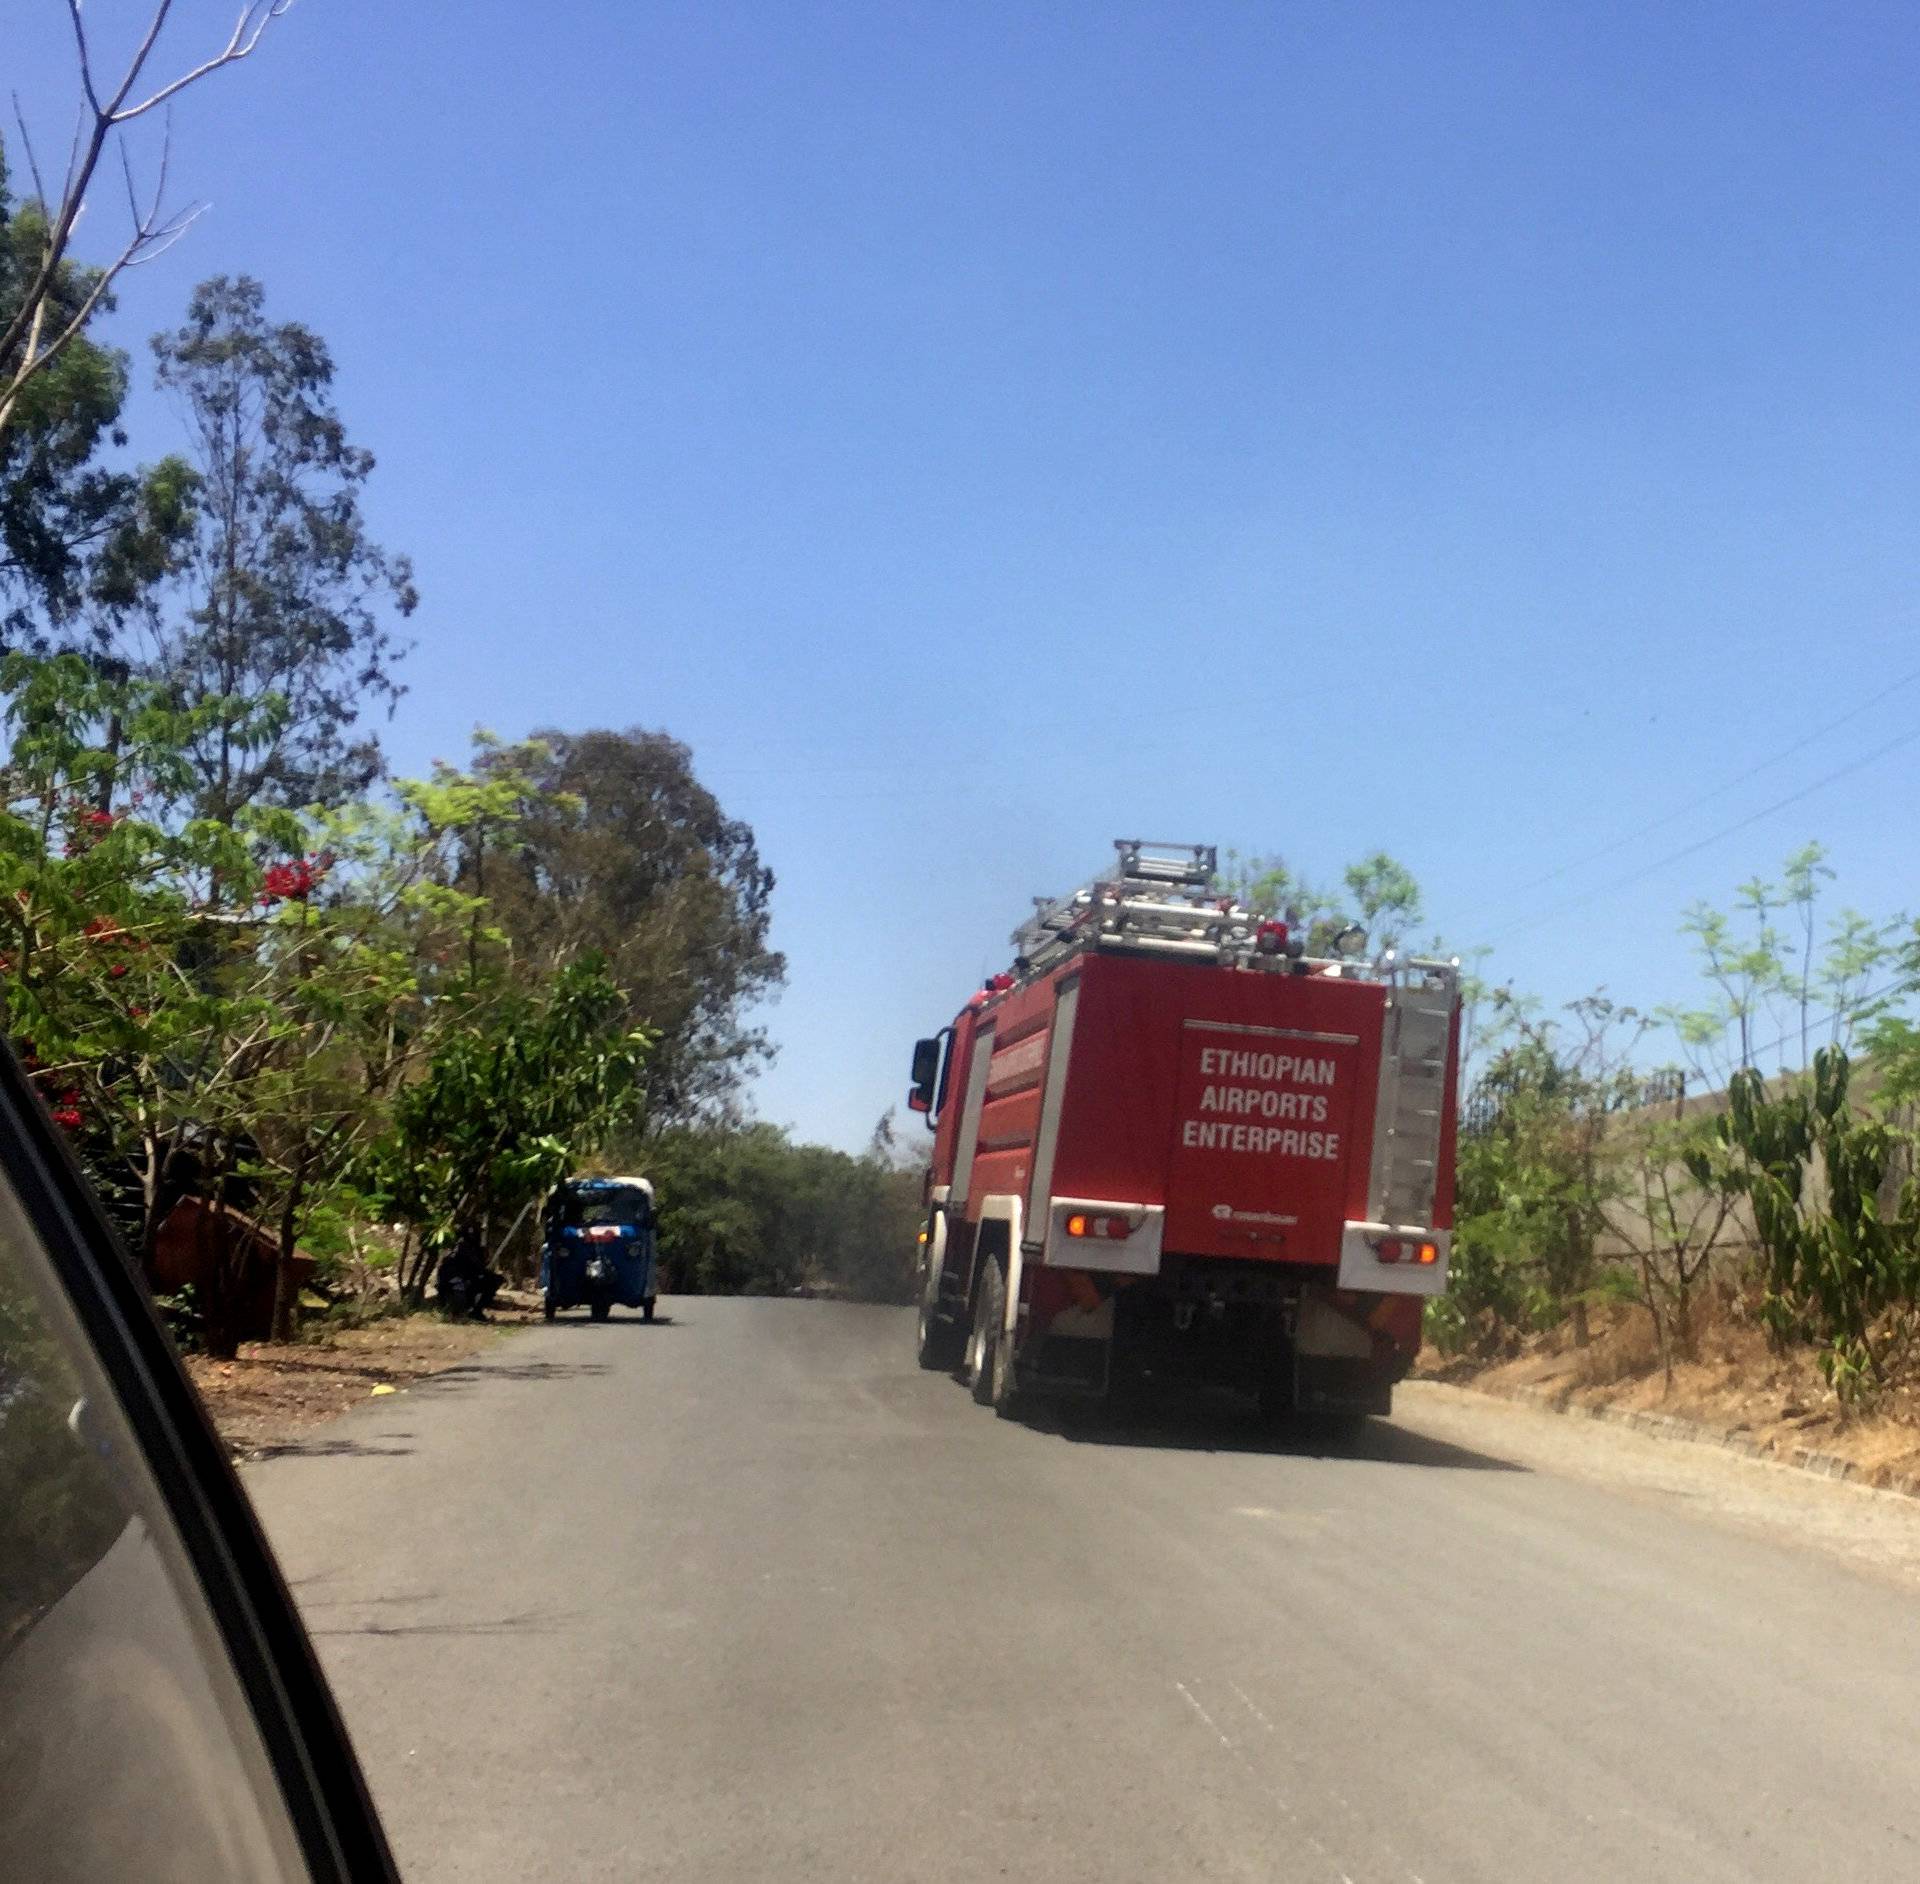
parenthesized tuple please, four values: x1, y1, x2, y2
(269, 1155, 310, 1344)
(199, 1192, 243, 1361)
(1570, 1297, 1590, 1350)
(1672, 1279, 1694, 1364)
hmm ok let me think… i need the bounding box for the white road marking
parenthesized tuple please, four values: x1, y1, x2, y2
(1229, 1680, 1276, 1733)
(1174, 1679, 1235, 1750)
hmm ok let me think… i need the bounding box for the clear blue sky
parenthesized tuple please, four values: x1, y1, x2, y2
(13, 1, 1920, 1149)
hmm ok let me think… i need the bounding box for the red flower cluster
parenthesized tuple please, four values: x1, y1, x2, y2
(263, 859, 317, 902)
(50, 1107, 82, 1131)
(61, 802, 118, 857)
(261, 853, 333, 904)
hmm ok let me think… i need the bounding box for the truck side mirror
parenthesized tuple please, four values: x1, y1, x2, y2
(908, 1036, 941, 1113)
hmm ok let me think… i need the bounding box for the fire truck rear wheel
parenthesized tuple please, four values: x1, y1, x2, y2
(969, 1258, 1021, 1417)
(967, 1261, 1001, 1405)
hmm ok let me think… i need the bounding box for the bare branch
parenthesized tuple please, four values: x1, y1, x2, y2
(58, 100, 90, 211)
(9, 95, 52, 208)
(0, 1, 295, 441)
(63, 1, 106, 119)
(120, 205, 205, 268)
(116, 2, 296, 123)
(117, 132, 143, 229)
(93, 0, 179, 121)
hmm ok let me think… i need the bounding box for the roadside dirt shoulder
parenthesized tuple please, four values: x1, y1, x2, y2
(1417, 1308, 1920, 1492)
(184, 1306, 534, 1456)
(1398, 1378, 1920, 1591)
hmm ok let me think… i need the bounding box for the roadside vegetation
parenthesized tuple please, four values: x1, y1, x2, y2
(0, 35, 922, 1377)
(1435, 845, 1920, 1461)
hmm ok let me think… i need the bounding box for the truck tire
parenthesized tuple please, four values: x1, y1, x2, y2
(643, 1297, 657, 1323)
(916, 1257, 965, 1371)
(590, 1300, 611, 1323)
(968, 1258, 1021, 1418)
(967, 1260, 1000, 1405)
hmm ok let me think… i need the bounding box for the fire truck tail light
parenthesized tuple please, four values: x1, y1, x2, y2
(1065, 1213, 1133, 1241)
(1368, 1233, 1439, 1266)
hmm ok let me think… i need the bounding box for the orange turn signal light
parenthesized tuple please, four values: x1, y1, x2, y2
(1064, 1212, 1132, 1241)
(1374, 1236, 1441, 1265)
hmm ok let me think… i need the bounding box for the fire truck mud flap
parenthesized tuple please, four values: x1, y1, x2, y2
(1020, 1297, 1114, 1397)
(1291, 1288, 1396, 1418)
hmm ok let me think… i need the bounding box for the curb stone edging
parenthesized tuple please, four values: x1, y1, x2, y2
(1433, 1377, 1920, 1503)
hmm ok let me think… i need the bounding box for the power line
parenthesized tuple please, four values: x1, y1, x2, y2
(1487, 723, 1920, 947)
(1488, 665, 1920, 914)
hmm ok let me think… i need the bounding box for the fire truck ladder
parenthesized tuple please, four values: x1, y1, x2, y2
(1012, 841, 1243, 976)
(1366, 954, 1458, 1231)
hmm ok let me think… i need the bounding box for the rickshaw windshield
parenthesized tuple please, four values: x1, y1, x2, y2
(556, 1188, 652, 1230)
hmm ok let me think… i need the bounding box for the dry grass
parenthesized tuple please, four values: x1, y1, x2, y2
(182, 1305, 535, 1456)
(1571, 1307, 1663, 1388)
(1422, 1287, 1920, 1489)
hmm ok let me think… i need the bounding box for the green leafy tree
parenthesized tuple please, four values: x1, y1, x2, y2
(1426, 1113, 1538, 1358)
(1663, 846, 1899, 1087)
(0, 659, 569, 1348)
(473, 728, 784, 1123)
(1459, 992, 1647, 1348)
(637, 1120, 921, 1303)
(0, 651, 301, 1353)
(241, 765, 539, 1341)
(1, 148, 195, 647)
(1221, 847, 1424, 954)
(144, 276, 417, 823)
(360, 956, 654, 1301)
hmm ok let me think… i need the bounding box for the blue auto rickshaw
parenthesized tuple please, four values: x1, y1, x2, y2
(540, 1176, 659, 1322)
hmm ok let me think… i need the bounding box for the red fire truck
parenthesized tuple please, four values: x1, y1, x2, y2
(906, 841, 1460, 1423)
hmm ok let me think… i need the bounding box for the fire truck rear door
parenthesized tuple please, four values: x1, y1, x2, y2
(1162, 1019, 1363, 1263)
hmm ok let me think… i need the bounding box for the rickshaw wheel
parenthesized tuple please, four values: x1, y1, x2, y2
(591, 1300, 612, 1323)
(643, 1297, 656, 1323)
(543, 1295, 557, 1323)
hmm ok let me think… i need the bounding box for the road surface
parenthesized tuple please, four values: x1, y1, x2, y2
(245, 1298, 1920, 1883)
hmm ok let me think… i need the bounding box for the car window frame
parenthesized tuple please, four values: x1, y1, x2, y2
(0, 1040, 397, 1883)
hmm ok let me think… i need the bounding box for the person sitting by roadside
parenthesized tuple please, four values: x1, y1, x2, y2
(435, 1227, 503, 1321)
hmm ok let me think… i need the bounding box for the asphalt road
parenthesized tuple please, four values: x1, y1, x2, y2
(245, 1298, 1920, 1883)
